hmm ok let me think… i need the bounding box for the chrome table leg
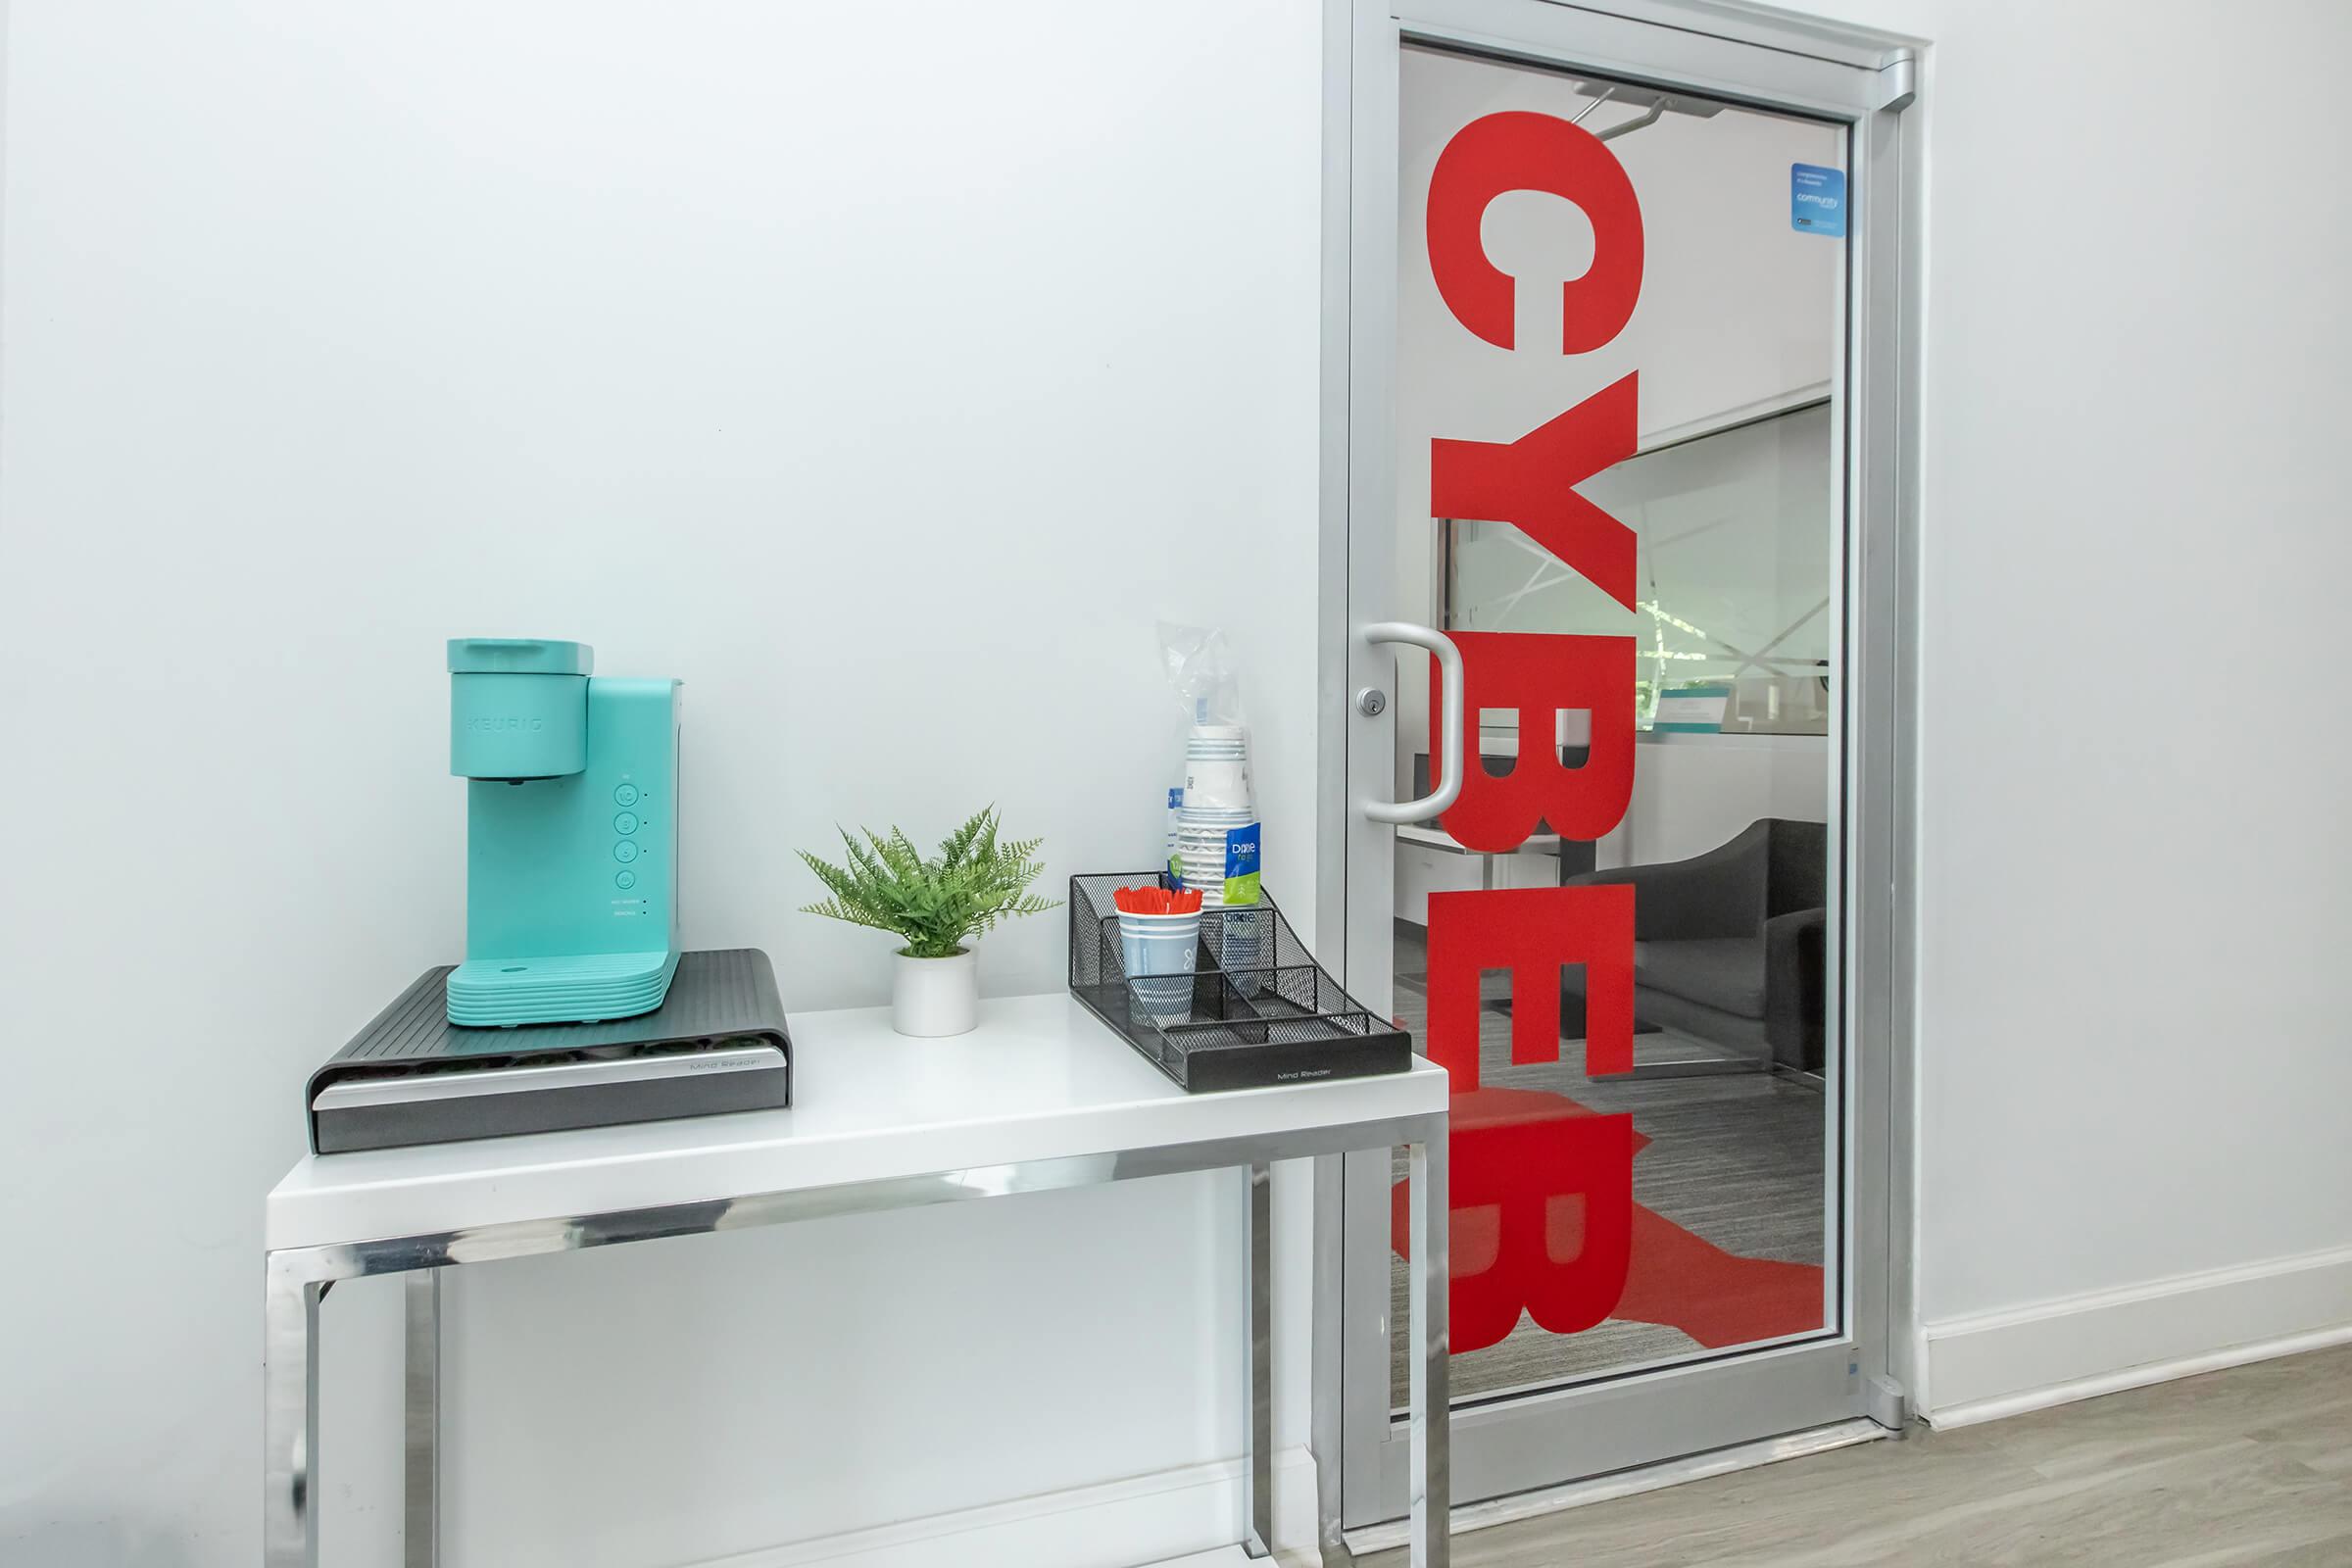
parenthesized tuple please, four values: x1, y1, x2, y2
(1241, 1160, 1273, 1557)
(264, 1255, 321, 1568)
(405, 1269, 441, 1568)
(1407, 1134, 1449, 1568)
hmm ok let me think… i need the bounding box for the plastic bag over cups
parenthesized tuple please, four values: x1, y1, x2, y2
(1155, 621, 1245, 728)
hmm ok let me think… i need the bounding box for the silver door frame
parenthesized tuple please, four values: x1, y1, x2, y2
(1311, 0, 1924, 1536)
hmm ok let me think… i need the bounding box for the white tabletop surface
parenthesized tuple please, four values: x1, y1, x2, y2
(268, 993, 1446, 1251)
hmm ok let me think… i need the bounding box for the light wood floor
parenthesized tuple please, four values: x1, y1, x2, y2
(1357, 1345, 2352, 1567)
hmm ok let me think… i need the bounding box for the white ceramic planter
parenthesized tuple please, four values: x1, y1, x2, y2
(892, 949, 978, 1037)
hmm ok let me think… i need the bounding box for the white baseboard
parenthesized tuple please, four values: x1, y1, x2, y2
(682, 1446, 1319, 1568)
(1920, 1242, 2352, 1429)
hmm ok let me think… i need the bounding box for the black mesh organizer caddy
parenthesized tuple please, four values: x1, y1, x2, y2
(1067, 873, 1410, 1092)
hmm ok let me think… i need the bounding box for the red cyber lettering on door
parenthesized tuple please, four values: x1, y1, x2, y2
(1412, 883, 1638, 1347)
(1425, 109, 1643, 354)
(1426, 374, 1640, 853)
(1427, 885, 1632, 1077)
(1428, 631, 1636, 852)
(1407, 109, 1645, 1352)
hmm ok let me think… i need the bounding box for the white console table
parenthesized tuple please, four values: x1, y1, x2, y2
(265, 993, 1450, 1566)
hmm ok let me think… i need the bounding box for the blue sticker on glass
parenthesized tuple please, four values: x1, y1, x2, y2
(1791, 163, 1846, 237)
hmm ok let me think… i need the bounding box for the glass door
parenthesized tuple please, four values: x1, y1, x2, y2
(1331, 0, 1915, 1528)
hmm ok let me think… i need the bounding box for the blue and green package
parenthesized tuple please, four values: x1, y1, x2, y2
(1219, 821, 1262, 907)
(443, 638, 682, 1026)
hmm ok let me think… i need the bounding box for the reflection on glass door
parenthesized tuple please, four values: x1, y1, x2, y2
(1338, 5, 1897, 1520)
(1402, 468, 1840, 1407)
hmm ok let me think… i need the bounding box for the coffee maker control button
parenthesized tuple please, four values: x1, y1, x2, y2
(614, 869, 638, 890)
(613, 811, 640, 835)
(613, 840, 640, 864)
(612, 783, 640, 808)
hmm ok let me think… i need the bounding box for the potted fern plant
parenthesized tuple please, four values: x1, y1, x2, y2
(799, 807, 1059, 1037)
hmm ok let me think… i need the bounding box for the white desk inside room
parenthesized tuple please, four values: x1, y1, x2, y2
(264, 993, 1452, 1567)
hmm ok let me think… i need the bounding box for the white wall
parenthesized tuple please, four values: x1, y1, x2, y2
(1598, 735, 1830, 872)
(1802, 0, 2352, 1411)
(0, 4, 1323, 1564)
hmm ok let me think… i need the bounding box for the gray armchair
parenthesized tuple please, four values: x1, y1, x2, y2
(1560, 818, 1827, 1072)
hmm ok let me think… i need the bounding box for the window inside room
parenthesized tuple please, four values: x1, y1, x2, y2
(1441, 398, 1835, 734)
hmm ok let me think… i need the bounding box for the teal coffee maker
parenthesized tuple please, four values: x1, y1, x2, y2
(445, 638, 681, 1026)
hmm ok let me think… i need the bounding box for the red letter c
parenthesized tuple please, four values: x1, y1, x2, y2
(1425, 111, 1644, 354)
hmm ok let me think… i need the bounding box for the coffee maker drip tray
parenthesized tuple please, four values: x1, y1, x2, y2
(310, 949, 790, 1154)
(446, 949, 682, 1028)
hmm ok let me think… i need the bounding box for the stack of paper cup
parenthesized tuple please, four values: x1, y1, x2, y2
(1175, 724, 1258, 903)
(1120, 906, 1201, 1026)
(1175, 810, 1262, 998)
(1172, 808, 1250, 901)
(1175, 724, 1263, 993)
(1181, 724, 1251, 811)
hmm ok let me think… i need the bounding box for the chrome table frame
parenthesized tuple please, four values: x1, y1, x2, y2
(264, 1112, 1450, 1567)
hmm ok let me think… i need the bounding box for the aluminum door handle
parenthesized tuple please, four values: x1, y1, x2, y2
(1359, 621, 1465, 826)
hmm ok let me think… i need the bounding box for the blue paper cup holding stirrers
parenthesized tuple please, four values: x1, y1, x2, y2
(1120, 908, 1202, 1026)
